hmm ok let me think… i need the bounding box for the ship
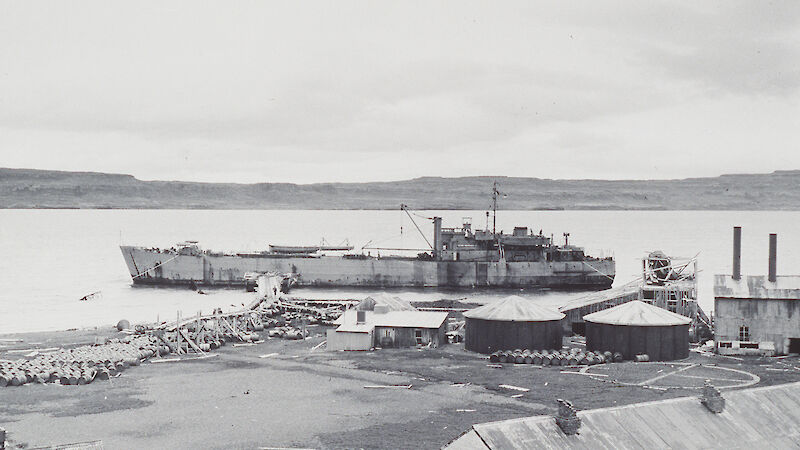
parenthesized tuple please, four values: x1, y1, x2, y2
(120, 185, 615, 289)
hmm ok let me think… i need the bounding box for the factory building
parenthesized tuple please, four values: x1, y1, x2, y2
(584, 300, 691, 361)
(463, 295, 564, 354)
(714, 228, 800, 355)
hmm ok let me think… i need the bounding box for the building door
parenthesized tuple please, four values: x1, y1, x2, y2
(789, 338, 800, 354)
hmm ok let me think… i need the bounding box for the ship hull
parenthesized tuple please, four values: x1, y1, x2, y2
(120, 246, 615, 289)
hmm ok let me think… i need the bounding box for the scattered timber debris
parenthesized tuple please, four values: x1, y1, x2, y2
(363, 384, 412, 389)
(499, 384, 530, 392)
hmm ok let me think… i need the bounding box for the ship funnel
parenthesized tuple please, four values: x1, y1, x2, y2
(732, 226, 741, 280)
(768, 233, 777, 283)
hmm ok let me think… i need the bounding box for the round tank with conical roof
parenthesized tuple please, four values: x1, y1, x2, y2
(584, 300, 691, 361)
(463, 295, 565, 354)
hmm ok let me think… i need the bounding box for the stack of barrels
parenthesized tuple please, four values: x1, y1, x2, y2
(0, 335, 159, 388)
(267, 326, 309, 340)
(488, 348, 624, 366)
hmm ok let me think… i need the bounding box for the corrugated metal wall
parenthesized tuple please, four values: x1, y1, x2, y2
(464, 318, 563, 354)
(585, 323, 689, 360)
(374, 325, 446, 348)
(715, 297, 800, 354)
(326, 329, 373, 351)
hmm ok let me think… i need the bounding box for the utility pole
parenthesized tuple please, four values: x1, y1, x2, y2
(563, 232, 570, 246)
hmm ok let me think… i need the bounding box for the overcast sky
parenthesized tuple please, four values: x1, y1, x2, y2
(1, 1, 798, 184)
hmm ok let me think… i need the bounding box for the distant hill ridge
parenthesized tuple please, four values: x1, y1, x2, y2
(1, 167, 800, 210)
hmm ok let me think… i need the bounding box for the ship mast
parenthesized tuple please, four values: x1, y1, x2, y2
(491, 180, 500, 235)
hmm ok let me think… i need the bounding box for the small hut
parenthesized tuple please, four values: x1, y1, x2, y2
(584, 300, 691, 361)
(463, 295, 565, 354)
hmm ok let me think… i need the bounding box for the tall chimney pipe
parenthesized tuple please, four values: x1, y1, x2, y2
(433, 217, 443, 260)
(768, 233, 777, 282)
(732, 227, 742, 280)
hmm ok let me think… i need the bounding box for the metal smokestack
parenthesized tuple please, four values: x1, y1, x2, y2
(732, 227, 742, 280)
(433, 217, 443, 260)
(768, 233, 777, 282)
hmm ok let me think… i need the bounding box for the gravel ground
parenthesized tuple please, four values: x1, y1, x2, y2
(2, 327, 799, 449)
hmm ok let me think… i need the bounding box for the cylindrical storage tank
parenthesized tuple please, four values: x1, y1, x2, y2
(464, 295, 565, 354)
(584, 300, 691, 361)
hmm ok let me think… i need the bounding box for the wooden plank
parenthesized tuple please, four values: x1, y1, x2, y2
(498, 384, 530, 392)
(761, 389, 800, 436)
(443, 429, 487, 450)
(580, 410, 646, 450)
(178, 329, 205, 354)
(454, 382, 800, 450)
(363, 384, 412, 389)
(612, 406, 672, 449)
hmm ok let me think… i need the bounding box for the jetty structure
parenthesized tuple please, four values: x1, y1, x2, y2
(559, 251, 710, 339)
(714, 227, 800, 355)
(119, 183, 615, 289)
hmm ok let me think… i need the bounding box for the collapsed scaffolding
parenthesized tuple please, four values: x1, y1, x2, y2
(1, 273, 349, 388)
(144, 273, 347, 355)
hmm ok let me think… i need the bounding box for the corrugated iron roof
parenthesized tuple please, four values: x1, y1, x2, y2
(559, 278, 696, 313)
(335, 322, 374, 333)
(583, 300, 691, 326)
(463, 295, 565, 322)
(445, 381, 800, 449)
(714, 274, 800, 300)
(337, 309, 448, 329)
(558, 281, 641, 312)
(356, 292, 417, 311)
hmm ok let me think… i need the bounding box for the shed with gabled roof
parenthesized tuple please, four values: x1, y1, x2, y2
(463, 295, 565, 354)
(584, 300, 690, 361)
(329, 308, 449, 350)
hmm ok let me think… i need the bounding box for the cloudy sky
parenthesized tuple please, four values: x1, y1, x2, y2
(1, 1, 798, 183)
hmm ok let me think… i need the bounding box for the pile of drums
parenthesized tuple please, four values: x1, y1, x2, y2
(267, 326, 309, 340)
(488, 348, 624, 366)
(0, 335, 160, 388)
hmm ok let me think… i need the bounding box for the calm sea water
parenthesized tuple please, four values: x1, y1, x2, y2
(1, 209, 799, 334)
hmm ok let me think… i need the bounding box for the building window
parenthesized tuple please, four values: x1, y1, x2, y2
(739, 325, 750, 342)
(414, 329, 423, 345)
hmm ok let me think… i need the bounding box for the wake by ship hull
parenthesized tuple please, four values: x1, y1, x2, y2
(121, 246, 615, 289)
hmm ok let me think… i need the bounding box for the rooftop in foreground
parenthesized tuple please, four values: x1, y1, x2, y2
(446, 381, 800, 449)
